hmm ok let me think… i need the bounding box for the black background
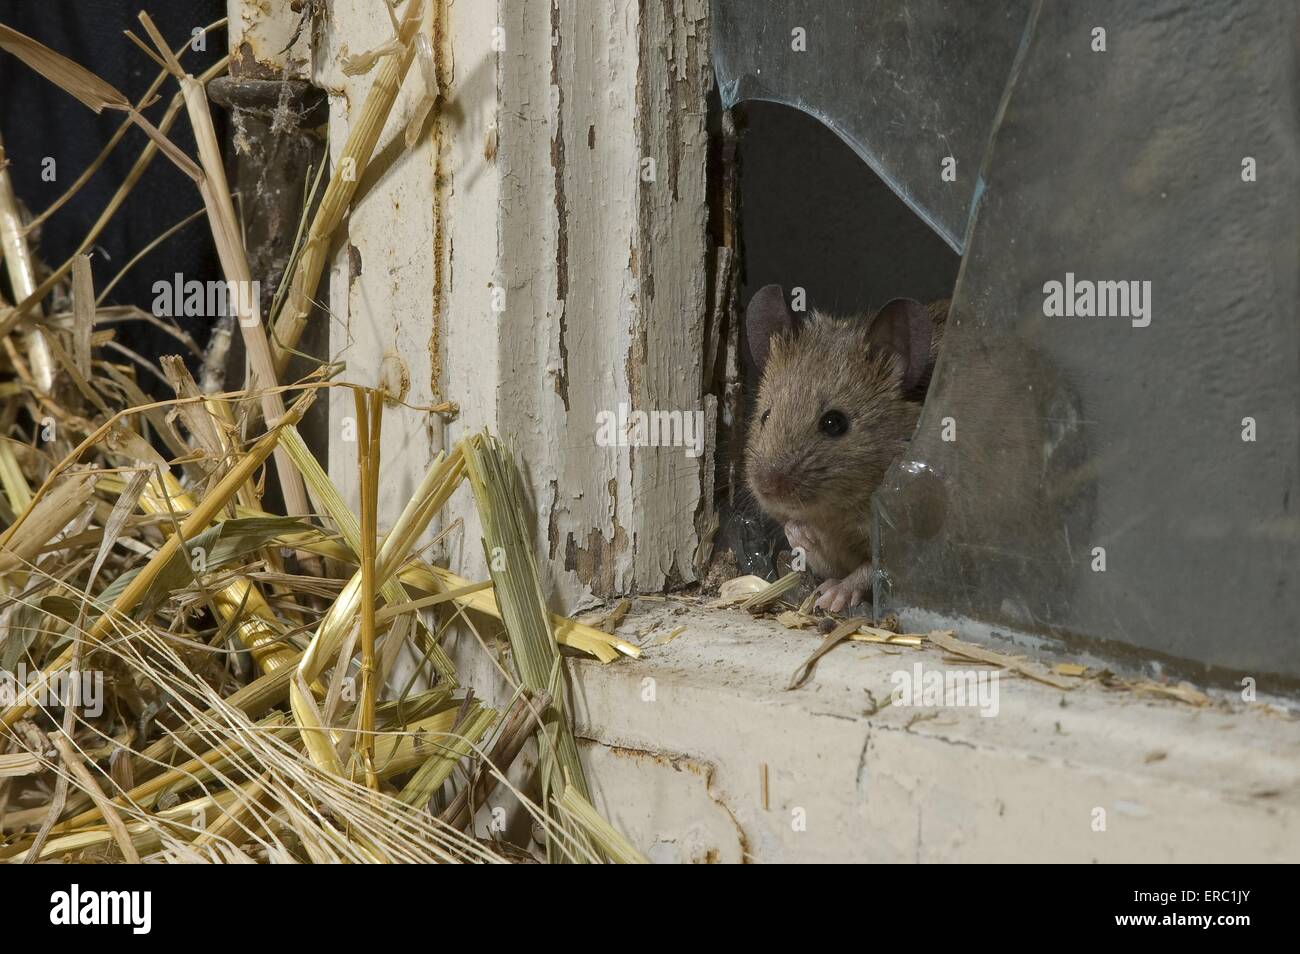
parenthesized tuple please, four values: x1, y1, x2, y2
(6, 863, 1280, 938)
(0, 0, 225, 379)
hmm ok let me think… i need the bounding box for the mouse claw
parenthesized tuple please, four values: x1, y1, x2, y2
(813, 579, 865, 615)
(813, 563, 874, 615)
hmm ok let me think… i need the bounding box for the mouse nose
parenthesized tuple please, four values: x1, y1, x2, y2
(756, 464, 794, 500)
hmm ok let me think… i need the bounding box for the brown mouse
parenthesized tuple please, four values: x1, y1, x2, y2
(743, 284, 947, 613)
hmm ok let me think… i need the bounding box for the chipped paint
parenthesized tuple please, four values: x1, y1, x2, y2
(228, 2, 311, 80)
(495, 0, 713, 606)
(324, 0, 712, 612)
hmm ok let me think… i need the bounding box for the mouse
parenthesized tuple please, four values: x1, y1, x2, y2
(743, 284, 948, 613)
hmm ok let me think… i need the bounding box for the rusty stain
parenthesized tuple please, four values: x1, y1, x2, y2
(427, 0, 452, 400)
(597, 743, 707, 774)
(550, 0, 570, 410)
(232, 41, 284, 81)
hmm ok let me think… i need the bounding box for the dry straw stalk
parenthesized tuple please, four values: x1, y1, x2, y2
(0, 9, 646, 865)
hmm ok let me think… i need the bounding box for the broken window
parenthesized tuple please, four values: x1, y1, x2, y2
(714, 0, 1300, 686)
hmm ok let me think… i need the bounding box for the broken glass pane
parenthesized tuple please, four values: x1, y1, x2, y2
(713, 0, 1034, 252)
(715, 0, 1300, 685)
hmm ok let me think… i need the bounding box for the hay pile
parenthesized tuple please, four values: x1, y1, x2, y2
(0, 11, 644, 863)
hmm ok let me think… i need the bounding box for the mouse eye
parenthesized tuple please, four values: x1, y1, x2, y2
(818, 410, 848, 437)
(760, 409, 771, 428)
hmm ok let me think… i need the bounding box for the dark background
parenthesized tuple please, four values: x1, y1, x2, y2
(736, 99, 959, 325)
(0, 0, 225, 378)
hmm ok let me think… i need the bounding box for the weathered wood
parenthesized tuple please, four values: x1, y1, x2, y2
(318, 0, 713, 609)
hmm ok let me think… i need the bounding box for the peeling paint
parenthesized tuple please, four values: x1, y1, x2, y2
(546, 480, 561, 560)
(624, 0, 712, 594)
(328, 0, 712, 611)
(564, 523, 630, 595)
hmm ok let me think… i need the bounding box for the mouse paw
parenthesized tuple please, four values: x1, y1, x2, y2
(813, 563, 874, 615)
(813, 579, 864, 614)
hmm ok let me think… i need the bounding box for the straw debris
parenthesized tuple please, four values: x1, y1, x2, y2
(0, 13, 641, 864)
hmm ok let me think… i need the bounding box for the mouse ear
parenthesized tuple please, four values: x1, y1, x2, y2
(745, 284, 796, 374)
(868, 298, 935, 393)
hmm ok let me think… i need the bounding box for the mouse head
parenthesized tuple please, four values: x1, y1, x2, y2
(743, 285, 935, 524)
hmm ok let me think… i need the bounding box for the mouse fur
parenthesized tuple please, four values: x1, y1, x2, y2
(743, 285, 947, 612)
